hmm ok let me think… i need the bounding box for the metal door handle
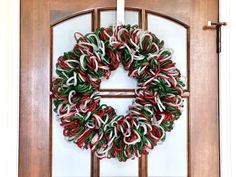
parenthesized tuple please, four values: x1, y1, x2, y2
(207, 21, 227, 53)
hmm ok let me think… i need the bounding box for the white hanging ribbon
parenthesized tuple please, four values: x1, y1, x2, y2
(117, 0, 125, 25)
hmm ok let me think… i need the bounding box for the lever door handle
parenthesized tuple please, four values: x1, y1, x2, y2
(207, 21, 227, 53)
(208, 21, 227, 27)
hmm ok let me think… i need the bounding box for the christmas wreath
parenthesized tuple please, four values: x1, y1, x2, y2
(51, 25, 185, 162)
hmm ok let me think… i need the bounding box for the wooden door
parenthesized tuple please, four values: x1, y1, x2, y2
(19, 0, 220, 177)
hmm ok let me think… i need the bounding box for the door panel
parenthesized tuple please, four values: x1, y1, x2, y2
(100, 66, 137, 89)
(52, 12, 93, 177)
(100, 155, 138, 177)
(148, 99, 188, 177)
(99, 9, 140, 27)
(52, 12, 93, 77)
(147, 13, 188, 90)
(20, 0, 220, 177)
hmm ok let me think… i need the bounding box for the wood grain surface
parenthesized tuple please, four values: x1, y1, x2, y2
(19, 0, 220, 177)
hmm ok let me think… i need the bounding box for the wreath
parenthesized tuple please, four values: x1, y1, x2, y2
(51, 25, 185, 162)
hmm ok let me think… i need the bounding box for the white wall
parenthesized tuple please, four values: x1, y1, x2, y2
(219, 0, 236, 176)
(0, 0, 19, 177)
(0, 0, 236, 176)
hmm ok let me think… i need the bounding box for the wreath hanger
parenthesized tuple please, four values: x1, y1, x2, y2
(116, 0, 125, 25)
